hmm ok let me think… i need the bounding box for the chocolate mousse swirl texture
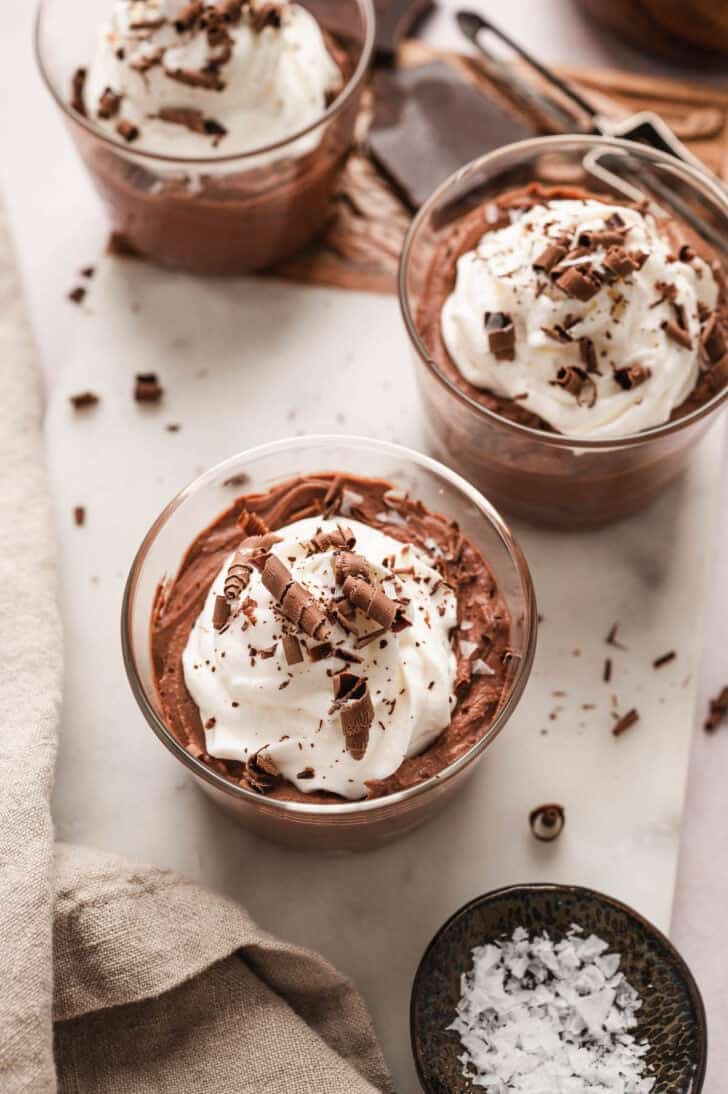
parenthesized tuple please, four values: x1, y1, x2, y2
(151, 474, 514, 803)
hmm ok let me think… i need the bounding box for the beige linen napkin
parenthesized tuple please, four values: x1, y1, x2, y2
(0, 199, 393, 1093)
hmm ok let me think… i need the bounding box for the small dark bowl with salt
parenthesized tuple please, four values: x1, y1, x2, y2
(411, 883, 707, 1093)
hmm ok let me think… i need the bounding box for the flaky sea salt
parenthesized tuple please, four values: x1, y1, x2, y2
(450, 925, 656, 1092)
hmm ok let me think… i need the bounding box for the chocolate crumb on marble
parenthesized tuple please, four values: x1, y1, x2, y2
(612, 708, 639, 737)
(603, 658, 612, 683)
(705, 686, 728, 732)
(70, 391, 99, 410)
(653, 650, 676, 669)
(134, 372, 164, 403)
(606, 623, 626, 650)
(529, 803, 565, 842)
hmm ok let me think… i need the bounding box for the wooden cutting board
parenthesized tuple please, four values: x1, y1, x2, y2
(273, 42, 728, 295)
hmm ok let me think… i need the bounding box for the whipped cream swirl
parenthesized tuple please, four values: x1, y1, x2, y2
(442, 199, 720, 439)
(84, 0, 343, 158)
(183, 517, 458, 801)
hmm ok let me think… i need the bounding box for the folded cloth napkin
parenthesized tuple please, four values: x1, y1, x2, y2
(0, 199, 393, 1094)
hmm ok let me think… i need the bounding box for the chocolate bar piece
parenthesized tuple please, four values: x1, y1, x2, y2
(368, 62, 535, 209)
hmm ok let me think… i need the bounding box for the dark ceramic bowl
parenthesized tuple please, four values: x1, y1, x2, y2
(411, 884, 707, 1093)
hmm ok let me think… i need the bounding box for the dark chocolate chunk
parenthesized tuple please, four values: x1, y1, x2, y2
(529, 803, 565, 842)
(70, 391, 99, 410)
(613, 363, 651, 391)
(485, 312, 516, 361)
(612, 708, 639, 737)
(368, 62, 534, 210)
(134, 372, 164, 403)
(71, 68, 87, 116)
(98, 88, 122, 119)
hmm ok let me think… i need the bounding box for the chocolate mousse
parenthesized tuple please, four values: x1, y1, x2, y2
(66, 0, 365, 274)
(419, 184, 728, 440)
(151, 472, 514, 802)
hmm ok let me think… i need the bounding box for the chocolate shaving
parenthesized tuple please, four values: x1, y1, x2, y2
(579, 337, 599, 374)
(613, 363, 651, 391)
(663, 320, 692, 350)
(166, 67, 226, 91)
(216, 0, 245, 21)
(529, 803, 565, 842)
(555, 264, 601, 302)
(70, 391, 99, 410)
(224, 552, 252, 601)
(333, 551, 370, 585)
(68, 287, 86, 305)
(577, 229, 625, 249)
(260, 555, 329, 640)
(701, 314, 726, 364)
(606, 212, 625, 229)
(222, 472, 250, 489)
(73, 506, 86, 527)
(212, 595, 230, 631)
(603, 658, 612, 683)
(244, 751, 280, 793)
(342, 575, 403, 631)
(98, 88, 122, 119)
(71, 68, 87, 116)
(603, 246, 639, 279)
(542, 325, 573, 344)
(354, 626, 387, 650)
(533, 242, 567, 274)
(653, 650, 676, 669)
(129, 16, 166, 29)
(485, 312, 516, 361)
(310, 525, 356, 553)
(116, 120, 140, 143)
(134, 372, 164, 403)
(705, 686, 728, 732)
(678, 244, 695, 263)
(550, 366, 597, 408)
(308, 641, 333, 663)
(174, 1, 204, 31)
(131, 48, 164, 73)
(282, 634, 303, 666)
(297, 767, 315, 780)
(252, 3, 283, 31)
(606, 622, 626, 649)
(333, 672, 373, 760)
(613, 708, 639, 737)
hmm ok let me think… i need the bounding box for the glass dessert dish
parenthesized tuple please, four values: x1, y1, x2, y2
(122, 436, 536, 851)
(35, 0, 375, 275)
(399, 136, 728, 528)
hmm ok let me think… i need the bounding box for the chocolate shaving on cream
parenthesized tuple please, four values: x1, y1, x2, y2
(282, 634, 303, 665)
(333, 671, 373, 760)
(579, 338, 599, 374)
(98, 88, 122, 119)
(342, 576, 402, 631)
(244, 750, 280, 793)
(333, 552, 370, 585)
(613, 364, 651, 391)
(551, 366, 597, 408)
(260, 555, 329, 640)
(253, 3, 283, 31)
(224, 552, 252, 600)
(485, 312, 516, 361)
(134, 373, 163, 402)
(309, 525, 356, 553)
(702, 314, 726, 364)
(117, 119, 140, 143)
(662, 320, 692, 350)
(533, 241, 568, 274)
(212, 595, 230, 631)
(71, 68, 87, 116)
(554, 265, 601, 302)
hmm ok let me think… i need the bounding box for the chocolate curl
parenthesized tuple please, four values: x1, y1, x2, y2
(577, 229, 625, 249)
(71, 68, 87, 116)
(333, 673, 373, 760)
(212, 595, 230, 631)
(603, 246, 639, 279)
(533, 241, 567, 274)
(579, 338, 599, 374)
(224, 553, 252, 601)
(237, 509, 270, 537)
(245, 751, 280, 794)
(166, 67, 226, 91)
(282, 635, 303, 665)
(484, 312, 516, 361)
(551, 366, 597, 408)
(241, 532, 282, 555)
(98, 88, 122, 119)
(309, 525, 356, 553)
(662, 320, 692, 350)
(702, 314, 726, 364)
(333, 552, 370, 586)
(261, 555, 329, 640)
(341, 576, 401, 631)
(554, 265, 601, 302)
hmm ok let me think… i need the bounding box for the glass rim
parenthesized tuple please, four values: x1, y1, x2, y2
(121, 434, 538, 816)
(34, 0, 376, 166)
(398, 134, 728, 452)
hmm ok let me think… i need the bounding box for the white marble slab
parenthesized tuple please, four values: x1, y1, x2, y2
(46, 256, 723, 1093)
